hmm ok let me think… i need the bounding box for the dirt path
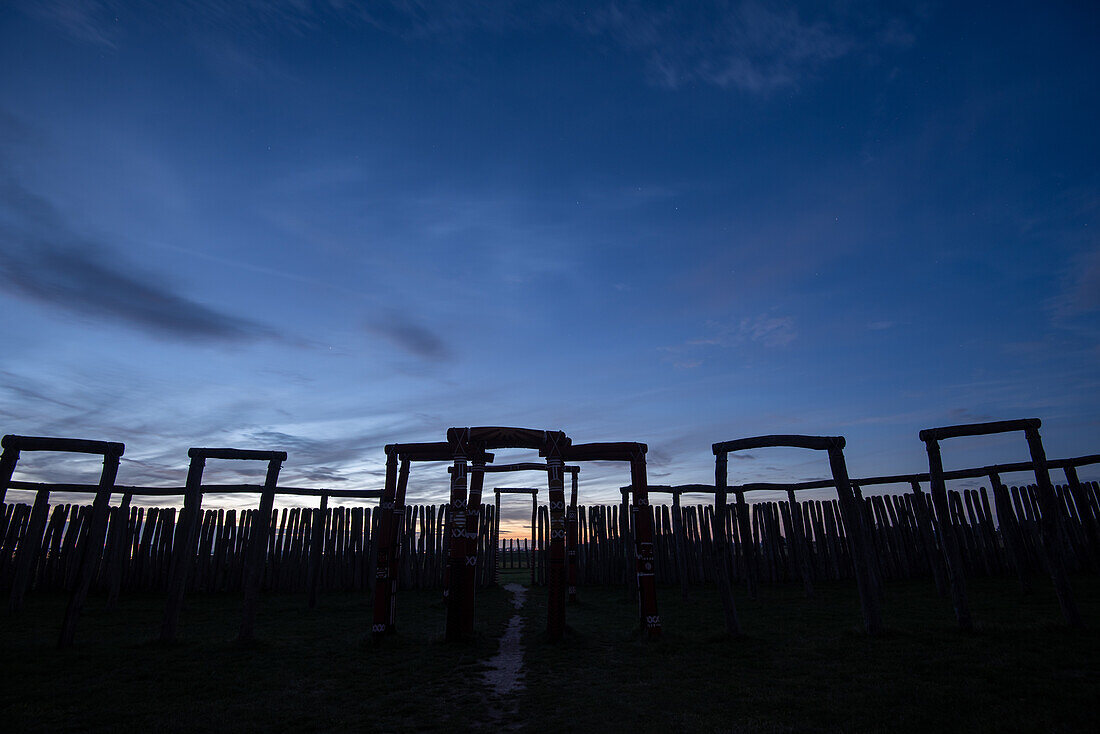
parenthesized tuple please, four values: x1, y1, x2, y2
(482, 583, 528, 696)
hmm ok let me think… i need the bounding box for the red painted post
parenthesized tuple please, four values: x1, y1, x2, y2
(445, 445, 469, 642)
(630, 452, 661, 638)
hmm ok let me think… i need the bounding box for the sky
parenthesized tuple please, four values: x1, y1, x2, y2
(1, 1, 1098, 519)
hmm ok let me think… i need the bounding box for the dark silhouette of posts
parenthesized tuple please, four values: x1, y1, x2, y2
(0, 436, 126, 647)
(714, 435, 882, 635)
(160, 447, 287, 644)
(920, 418, 1081, 629)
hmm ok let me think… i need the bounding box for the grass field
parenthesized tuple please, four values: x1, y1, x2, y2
(3, 574, 1098, 732)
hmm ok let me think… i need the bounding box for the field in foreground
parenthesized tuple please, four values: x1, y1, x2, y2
(2, 574, 1099, 732)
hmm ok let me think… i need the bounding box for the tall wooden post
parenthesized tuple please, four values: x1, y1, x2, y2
(10, 487, 51, 612)
(461, 458, 486, 637)
(388, 458, 411, 631)
(671, 490, 690, 600)
(58, 448, 122, 647)
(545, 434, 568, 640)
(531, 490, 538, 587)
(493, 489, 501, 585)
(713, 453, 742, 635)
(238, 457, 283, 642)
(1024, 426, 1082, 627)
(909, 478, 947, 596)
(308, 493, 328, 609)
(372, 452, 399, 641)
(445, 445, 469, 642)
(621, 488, 633, 601)
(161, 454, 205, 643)
(105, 491, 133, 608)
(734, 486, 757, 598)
(989, 471, 1032, 593)
(786, 488, 814, 598)
(921, 438, 972, 631)
(827, 445, 882, 634)
(630, 451, 661, 638)
(567, 470, 580, 603)
(0, 441, 19, 505)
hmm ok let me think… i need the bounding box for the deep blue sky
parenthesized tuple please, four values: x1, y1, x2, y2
(1, 1, 1098, 509)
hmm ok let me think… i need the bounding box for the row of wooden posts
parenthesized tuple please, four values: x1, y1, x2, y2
(3, 475, 1097, 617)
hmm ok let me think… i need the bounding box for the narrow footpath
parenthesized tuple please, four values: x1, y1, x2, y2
(480, 582, 528, 727)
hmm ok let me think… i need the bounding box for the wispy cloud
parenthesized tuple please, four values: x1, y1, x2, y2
(0, 172, 275, 342)
(690, 313, 798, 348)
(365, 309, 451, 362)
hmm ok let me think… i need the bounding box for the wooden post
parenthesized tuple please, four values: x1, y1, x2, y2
(713, 453, 742, 635)
(567, 471, 580, 603)
(59, 448, 122, 647)
(308, 494, 328, 608)
(238, 457, 283, 642)
(671, 490, 690, 601)
(1024, 426, 1082, 627)
(826, 446, 882, 634)
(909, 478, 947, 596)
(460, 458, 485, 637)
(990, 472, 1032, 594)
(530, 490, 538, 587)
(921, 438, 972, 631)
(160, 455, 205, 643)
(445, 448, 469, 642)
(545, 434, 568, 640)
(372, 452, 399, 641)
(105, 492, 133, 608)
(0, 441, 19, 505)
(1065, 465, 1100, 570)
(630, 452, 661, 638)
(734, 486, 756, 598)
(9, 487, 51, 612)
(493, 489, 501, 585)
(621, 488, 632, 601)
(786, 488, 814, 598)
(388, 458, 411, 631)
